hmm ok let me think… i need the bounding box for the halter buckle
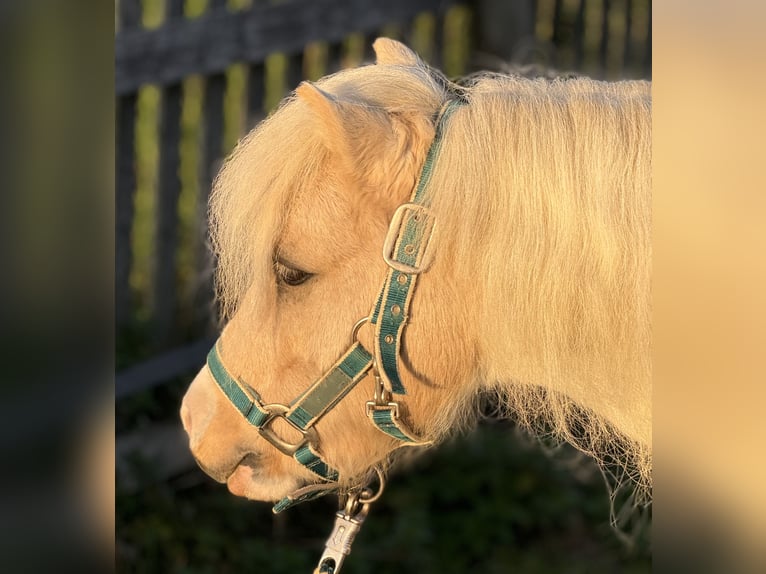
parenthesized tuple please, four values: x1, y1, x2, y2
(382, 203, 436, 274)
(365, 372, 400, 419)
(258, 404, 318, 456)
(365, 400, 400, 419)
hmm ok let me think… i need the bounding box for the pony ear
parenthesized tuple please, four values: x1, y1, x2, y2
(295, 81, 387, 159)
(294, 82, 347, 142)
(295, 80, 432, 211)
(373, 38, 425, 67)
(295, 79, 395, 165)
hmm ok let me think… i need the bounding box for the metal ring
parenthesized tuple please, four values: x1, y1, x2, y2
(351, 317, 369, 344)
(343, 490, 368, 518)
(357, 467, 386, 504)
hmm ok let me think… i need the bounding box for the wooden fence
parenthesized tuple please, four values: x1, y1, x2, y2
(116, 0, 651, 406)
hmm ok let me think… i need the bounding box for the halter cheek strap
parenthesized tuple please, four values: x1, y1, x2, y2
(204, 99, 464, 513)
(370, 100, 462, 397)
(365, 100, 463, 442)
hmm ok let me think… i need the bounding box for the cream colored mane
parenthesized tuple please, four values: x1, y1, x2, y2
(207, 40, 651, 496)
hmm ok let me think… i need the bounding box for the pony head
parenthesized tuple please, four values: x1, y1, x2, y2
(180, 39, 478, 502)
(180, 38, 652, 505)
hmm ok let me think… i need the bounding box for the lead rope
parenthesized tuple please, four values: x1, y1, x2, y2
(313, 469, 385, 574)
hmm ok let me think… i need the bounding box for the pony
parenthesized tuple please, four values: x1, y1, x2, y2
(180, 38, 651, 513)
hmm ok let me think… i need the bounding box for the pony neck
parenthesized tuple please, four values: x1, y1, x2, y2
(425, 77, 652, 459)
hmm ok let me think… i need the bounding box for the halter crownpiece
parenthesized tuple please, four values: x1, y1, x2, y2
(204, 98, 465, 514)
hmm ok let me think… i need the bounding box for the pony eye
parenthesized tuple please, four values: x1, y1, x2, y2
(274, 260, 313, 287)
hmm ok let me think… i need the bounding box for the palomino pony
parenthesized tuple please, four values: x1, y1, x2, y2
(181, 37, 651, 559)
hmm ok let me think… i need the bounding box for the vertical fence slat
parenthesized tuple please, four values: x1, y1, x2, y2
(286, 51, 305, 92)
(116, 0, 141, 327)
(196, 73, 225, 330)
(154, 82, 183, 345)
(166, 0, 184, 19)
(247, 63, 265, 128)
(574, 0, 586, 70)
(643, 1, 651, 77)
(433, 13, 446, 70)
(118, 0, 141, 30)
(402, 19, 417, 57)
(623, 0, 633, 73)
(116, 95, 138, 327)
(326, 42, 344, 74)
(203, 77, 226, 192)
(152, 1, 185, 346)
(599, 0, 611, 75)
(552, 0, 565, 53)
(363, 34, 377, 63)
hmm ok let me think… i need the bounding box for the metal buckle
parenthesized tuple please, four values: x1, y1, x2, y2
(258, 404, 318, 456)
(382, 203, 436, 274)
(365, 372, 399, 419)
(365, 401, 400, 419)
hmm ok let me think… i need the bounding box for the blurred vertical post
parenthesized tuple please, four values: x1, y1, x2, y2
(115, 0, 141, 328)
(472, 0, 537, 65)
(153, 0, 185, 346)
(197, 0, 229, 332)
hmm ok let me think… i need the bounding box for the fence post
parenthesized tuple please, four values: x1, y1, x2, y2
(152, 0, 185, 346)
(115, 0, 141, 328)
(194, 0, 229, 333)
(471, 0, 537, 66)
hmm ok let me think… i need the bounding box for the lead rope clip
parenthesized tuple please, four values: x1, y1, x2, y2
(315, 491, 370, 574)
(314, 469, 385, 574)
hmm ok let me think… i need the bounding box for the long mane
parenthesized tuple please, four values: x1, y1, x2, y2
(429, 74, 652, 493)
(210, 63, 651, 494)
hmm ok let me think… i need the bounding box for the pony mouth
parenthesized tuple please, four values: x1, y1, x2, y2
(226, 464, 310, 501)
(226, 465, 257, 496)
(191, 452, 261, 485)
(225, 453, 261, 488)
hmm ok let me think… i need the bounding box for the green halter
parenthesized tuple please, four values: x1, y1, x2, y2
(206, 99, 464, 512)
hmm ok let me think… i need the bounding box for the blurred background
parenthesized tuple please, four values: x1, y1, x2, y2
(115, 1, 652, 572)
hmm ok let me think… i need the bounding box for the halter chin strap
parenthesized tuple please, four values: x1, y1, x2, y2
(205, 99, 464, 513)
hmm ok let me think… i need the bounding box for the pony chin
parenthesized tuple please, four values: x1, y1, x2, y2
(226, 464, 305, 501)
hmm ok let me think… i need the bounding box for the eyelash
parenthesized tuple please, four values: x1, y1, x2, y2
(274, 259, 313, 287)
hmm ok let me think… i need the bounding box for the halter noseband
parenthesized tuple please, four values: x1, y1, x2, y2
(205, 99, 464, 513)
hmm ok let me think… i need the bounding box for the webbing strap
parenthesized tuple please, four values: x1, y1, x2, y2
(369, 408, 421, 443)
(294, 443, 339, 482)
(287, 344, 373, 428)
(272, 482, 338, 514)
(372, 100, 464, 395)
(207, 342, 270, 425)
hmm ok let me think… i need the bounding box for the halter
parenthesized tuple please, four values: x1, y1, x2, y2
(205, 99, 464, 514)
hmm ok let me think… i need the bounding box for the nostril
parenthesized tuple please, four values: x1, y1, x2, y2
(238, 452, 261, 469)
